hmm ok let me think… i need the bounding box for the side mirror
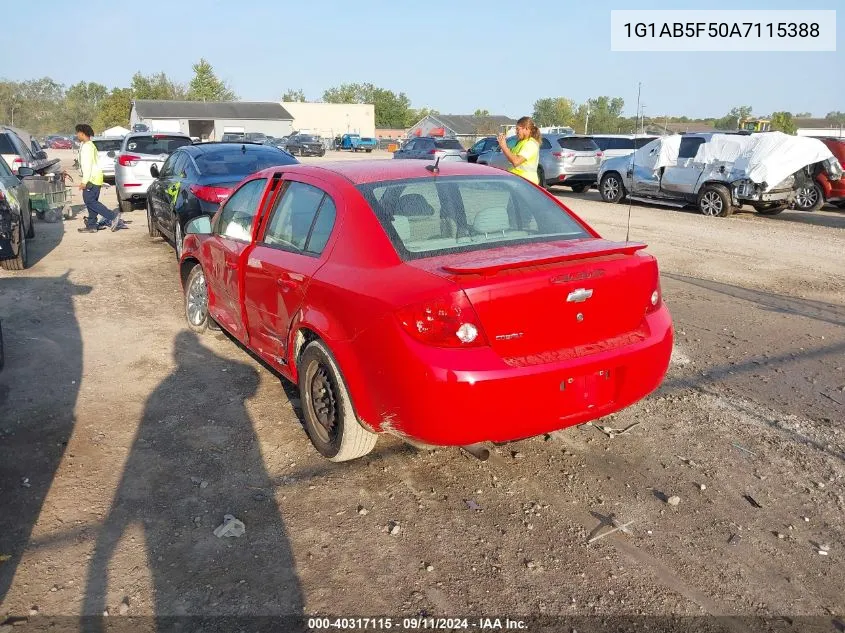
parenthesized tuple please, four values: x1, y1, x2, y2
(17, 167, 35, 178)
(150, 164, 160, 178)
(185, 215, 212, 235)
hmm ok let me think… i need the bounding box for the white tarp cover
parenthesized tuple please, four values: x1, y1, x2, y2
(647, 132, 834, 191)
(102, 126, 129, 137)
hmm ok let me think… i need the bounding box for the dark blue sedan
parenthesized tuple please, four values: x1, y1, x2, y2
(147, 142, 298, 258)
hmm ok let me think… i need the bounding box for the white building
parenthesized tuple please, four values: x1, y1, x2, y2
(281, 102, 375, 138)
(794, 117, 844, 138)
(129, 100, 294, 141)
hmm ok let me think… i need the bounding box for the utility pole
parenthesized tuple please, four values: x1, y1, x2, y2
(585, 106, 590, 135)
(634, 82, 642, 135)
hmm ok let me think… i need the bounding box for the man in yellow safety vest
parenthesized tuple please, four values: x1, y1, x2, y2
(75, 123, 123, 233)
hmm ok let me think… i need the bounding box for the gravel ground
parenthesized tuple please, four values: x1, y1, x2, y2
(1, 150, 843, 630)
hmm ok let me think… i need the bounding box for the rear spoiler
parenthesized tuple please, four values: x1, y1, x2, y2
(441, 241, 647, 275)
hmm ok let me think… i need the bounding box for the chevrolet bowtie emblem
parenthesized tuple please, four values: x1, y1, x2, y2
(566, 288, 593, 303)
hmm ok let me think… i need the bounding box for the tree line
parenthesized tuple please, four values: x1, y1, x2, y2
(0, 59, 235, 135)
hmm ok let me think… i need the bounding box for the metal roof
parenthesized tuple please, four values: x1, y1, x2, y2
(415, 114, 517, 136)
(133, 100, 293, 121)
(253, 159, 506, 185)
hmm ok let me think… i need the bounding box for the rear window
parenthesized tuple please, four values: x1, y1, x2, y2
(298, 135, 318, 143)
(125, 135, 191, 155)
(195, 146, 297, 176)
(93, 139, 122, 152)
(594, 137, 635, 151)
(434, 139, 463, 150)
(557, 137, 600, 152)
(633, 137, 657, 149)
(357, 176, 589, 260)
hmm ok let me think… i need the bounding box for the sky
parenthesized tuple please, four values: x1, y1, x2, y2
(4, 0, 842, 120)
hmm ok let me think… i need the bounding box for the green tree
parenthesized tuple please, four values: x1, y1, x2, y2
(131, 72, 185, 100)
(714, 105, 753, 130)
(64, 81, 108, 129)
(282, 88, 306, 102)
(473, 108, 490, 117)
(770, 111, 796, 134)
(405, 107, 439, 128)
(322, 83, 411, 128)
(825, 111, 845, 125)
(795, 111, 812, 117)
(187, 59, 236, 101)
(532, 97, 576, 127)
(93, 88, 133, 132)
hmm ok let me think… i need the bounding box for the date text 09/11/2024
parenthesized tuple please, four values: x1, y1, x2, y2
(307, 617, 527, 630)
(623, 22, 820, 38)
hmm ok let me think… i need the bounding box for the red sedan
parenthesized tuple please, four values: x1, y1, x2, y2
(178, 160, 673, 462)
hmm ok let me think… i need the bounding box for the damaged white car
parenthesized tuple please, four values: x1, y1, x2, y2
(598, 132, 843, 217)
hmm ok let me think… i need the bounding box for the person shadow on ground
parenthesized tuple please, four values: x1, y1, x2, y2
(82, 331, 304, 631)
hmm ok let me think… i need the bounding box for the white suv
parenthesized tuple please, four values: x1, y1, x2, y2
(114, 132, 192, 214)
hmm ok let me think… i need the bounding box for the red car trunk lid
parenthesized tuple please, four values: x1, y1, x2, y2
(410, 240, 658, 360)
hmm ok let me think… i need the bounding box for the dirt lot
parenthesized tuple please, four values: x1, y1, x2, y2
(1, 149, 843, 630)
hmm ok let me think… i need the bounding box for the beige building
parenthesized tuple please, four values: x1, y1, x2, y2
(281, 102, 375, 138)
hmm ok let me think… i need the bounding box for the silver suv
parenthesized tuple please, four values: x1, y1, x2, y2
(478, 134, 602, 191)
(393, 137, 467, 161)
(114, 132, 192, 214)
(597, 133, 841, 217)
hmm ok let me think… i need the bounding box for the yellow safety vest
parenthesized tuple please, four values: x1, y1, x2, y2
(508, 137, 540, 185)
(79, 140, 104, 186)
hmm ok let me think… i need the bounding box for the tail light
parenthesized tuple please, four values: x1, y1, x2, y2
(428, 149, 438, 155)
(190, 184, 232, 203)
(646, 281, 662, 314)
(118, 154, 140, 167)
(596, 151, 603, 157)
(396, 291, 488, 348)
(13, 157, 23, 165)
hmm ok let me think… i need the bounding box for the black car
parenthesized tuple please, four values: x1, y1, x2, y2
(146, 142, 298, 258)
(466, 136, 499, 163)
(284, 134, 325, 157)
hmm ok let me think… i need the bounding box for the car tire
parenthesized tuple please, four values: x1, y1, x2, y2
(697, 184, 734, 217)
(0, 222, 27, 271)
(570, 184, 589, 193)
(537, 166, 547, 189)
(298, 340, 378, 462)
(25, 202, 35, 239)
(184, 264, 211, 333)
(366, 149, 372, 153)
(793, 183, 824, 212)
(599, 172, 625, 203)
(147, 202, 161, 238)
(174, 221, 184, 260)
(755, 203, 787, 216)
(119, 196, 133, 215)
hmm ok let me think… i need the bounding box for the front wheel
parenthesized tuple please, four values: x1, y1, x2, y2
(599, 173, 625, 203)
(365, 149, 372, 153)
(184, 264, 211, 333)
(174, 221, 184, 260)
(697, 184, 734, 217)
(793, 184, 824, 212)
(537, 166, 547, 190)
(298, 340, 378, 462)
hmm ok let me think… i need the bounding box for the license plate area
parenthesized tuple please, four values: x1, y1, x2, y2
(560, 368, 616, 410)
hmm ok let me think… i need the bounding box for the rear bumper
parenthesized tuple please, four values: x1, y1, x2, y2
(545, 166, 598, 185)
(344, 306, 673, 446)
(116, 180, 152, 201)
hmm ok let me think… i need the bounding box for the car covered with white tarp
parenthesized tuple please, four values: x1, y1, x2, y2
(597, 132, 842, 217)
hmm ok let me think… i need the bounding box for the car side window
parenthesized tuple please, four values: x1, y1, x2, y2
(173, 153, 189, 177)
(540, 138, 552, 150)
(0, 156, 14, 179)
(403, 140, 416, 151)
(158, 154, 177, 178)
(262, 182, 336, 254)
(214, 178, 267, 242)
(678, 137, 705, 160)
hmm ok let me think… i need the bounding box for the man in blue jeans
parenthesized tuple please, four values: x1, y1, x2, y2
(75, 124, 124, 233)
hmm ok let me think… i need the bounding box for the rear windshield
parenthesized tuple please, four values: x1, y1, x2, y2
(93, 139, 122, 152)
(357, 176, 589, 259)
(297, 136, 319, 143)
(195, 146, 298, 176)
(593, 137, 635, 151)
(633, 136, 657, 149)
(558, 137, 600, 152)
(125, 135, 191, 155)
(434, 139, 463, 150)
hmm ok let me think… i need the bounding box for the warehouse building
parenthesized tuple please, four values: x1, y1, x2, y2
(406, 114, 517, 144)
(280, 102, 375, 138)
(129, 100, 294, 141)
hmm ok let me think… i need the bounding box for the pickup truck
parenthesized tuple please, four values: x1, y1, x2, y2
(338, 134, 377, 153)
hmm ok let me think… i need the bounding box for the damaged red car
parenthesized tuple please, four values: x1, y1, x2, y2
(178, 160, 673, 462)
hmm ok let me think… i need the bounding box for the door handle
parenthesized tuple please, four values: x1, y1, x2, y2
(276, 276, 301, 292)
(225, 261, 238, 270)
